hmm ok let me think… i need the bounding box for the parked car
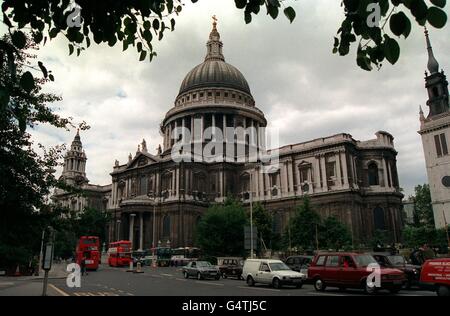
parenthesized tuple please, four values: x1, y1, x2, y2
(217, 257, 244, 279)
(182, 261, 220, 280)
(420, 258, 450, 296)
(371, 252, 421, 289)
(284, 255, 313, 278)
(242, 259, 306, 289)
(308, 252, 406, 294)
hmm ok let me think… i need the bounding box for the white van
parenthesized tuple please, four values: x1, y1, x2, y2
(242, 259, 306, 289)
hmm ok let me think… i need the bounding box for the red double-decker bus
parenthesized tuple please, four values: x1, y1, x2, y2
(108, 240, 132, 267)
(76, 236, 100, 270)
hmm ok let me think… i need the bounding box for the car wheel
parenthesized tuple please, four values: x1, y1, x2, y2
(272, 278, 282, 289)
(437, 285, 450, 297)
(404, 278, 412, 290)
(215, 274, 220, 280)
(389, 287, 401, 294)
(183, 271, 189, 279)
(296, 281, 303, 289)
(314, 278, 326, 292)
(197, 272, 203, 280)
(364, 282, 377, 295)
(222, 273, 227, 279)
(247, 276, 255, 287)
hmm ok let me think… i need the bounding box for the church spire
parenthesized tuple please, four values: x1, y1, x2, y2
(424, 27, 439, 75)
(205, 15, 225, 62)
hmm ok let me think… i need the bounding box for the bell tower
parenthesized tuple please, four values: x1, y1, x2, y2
(418, 28, 450, 229)
(61, 129, 88, 186)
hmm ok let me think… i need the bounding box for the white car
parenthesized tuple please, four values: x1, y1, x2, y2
(242, 259, 306, 289)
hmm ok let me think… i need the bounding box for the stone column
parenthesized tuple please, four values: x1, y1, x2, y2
(287, 160, 294, 194)
(320, 155, 328, 191)
(129, 213, 136, 249)
(382, 158, 389, 187)
(281, 162, 288, 196)
(139, 212, 144, 250)
(340, 151, 349, 187)
(335, 151, 342, 188)
(258, 168, 265, 199)
(387, 161, 394, 188)
(314, 156, 321, 190)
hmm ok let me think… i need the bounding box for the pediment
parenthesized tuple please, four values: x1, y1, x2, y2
(126, 152, 160, 169)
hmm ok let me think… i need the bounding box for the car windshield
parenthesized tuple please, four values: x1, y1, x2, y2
(197, 261, 211, 267)
(269, 262, 291, 271)
(387, 255, 406, 265)
(354, 255, 378, 267)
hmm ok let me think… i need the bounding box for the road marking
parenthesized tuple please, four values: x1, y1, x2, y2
(0, 282, 15, 287)
(195, 281, 224, 286)
(237, 286, 280, 292)
(126, 292, 134, 296)
(175, 278, 187, 282)
(307, 291, 346, 297)
(161, 273, 173, 277)
(49, 284, 70, 296)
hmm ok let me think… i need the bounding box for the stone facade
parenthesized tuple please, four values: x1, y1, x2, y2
(54, 21, 404, 250)
(418, 29, 450, 229)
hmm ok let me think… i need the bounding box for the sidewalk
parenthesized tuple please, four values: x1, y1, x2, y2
(0, 279, 66, 296)
(1, 263, 68, 282)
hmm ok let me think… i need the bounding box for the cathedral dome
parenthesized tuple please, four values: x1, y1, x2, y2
(177, 18, 251, 97)
(179, 60, 251, 95)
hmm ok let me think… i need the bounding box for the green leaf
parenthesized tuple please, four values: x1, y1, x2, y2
(49, 74, 55, 81)
(430, 0, 446, 8)
(390, 12, 411, 38)
(69, 44, 74, 55)
(170, 18, 175, 31)
(152, 19, 160, 30)
(20, 71, 35, 93)
(283, 6, 296, 23)
(139, 50, 147, 61)
(383, 36, 400, 65)
(235, 0, 247, 9)
(244, 12, 252, 24)
(268, 5, 279, 19)
(11, 31, 27, 49)
(49, 28, 59, 39)
(427, 7, 447, 28)
(410, 0, 428, 21)
(38, 61, 48, 78)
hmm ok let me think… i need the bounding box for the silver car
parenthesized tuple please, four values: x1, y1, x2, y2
(182, 261, 220, 280)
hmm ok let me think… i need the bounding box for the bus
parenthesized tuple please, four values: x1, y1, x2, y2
(76, 236, 100, 270)
(107, 240, 132, 267)
(150, 247, 172, 267)
(170, 247, 201, 266)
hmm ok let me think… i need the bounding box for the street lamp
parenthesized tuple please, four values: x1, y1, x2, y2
(250, 171, 254, 259)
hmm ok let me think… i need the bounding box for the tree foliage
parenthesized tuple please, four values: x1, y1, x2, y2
(320, 216, 352, 250)
(288, 196, 321, 250)
(410, 183, 434, 227)
(196, 198, 248, 257)
(288, 196, 353, 251)
(252, 202, 272, 251)
(1, 0, 447, 85)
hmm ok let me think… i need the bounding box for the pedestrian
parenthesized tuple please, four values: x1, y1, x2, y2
(80, 256, 88, 276)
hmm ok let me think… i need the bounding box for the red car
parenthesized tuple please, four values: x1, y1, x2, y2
(308, 252, 406, 294)
(420, 258, 450, 296)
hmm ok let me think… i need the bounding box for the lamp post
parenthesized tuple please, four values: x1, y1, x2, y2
(116, 219, 121, 241)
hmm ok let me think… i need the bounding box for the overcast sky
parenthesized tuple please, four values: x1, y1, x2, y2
(31, 0, 450, 197)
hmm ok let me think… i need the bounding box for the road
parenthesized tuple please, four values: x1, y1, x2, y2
(44, 265, 435, 297)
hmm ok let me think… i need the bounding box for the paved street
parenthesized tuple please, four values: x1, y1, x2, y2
(34, 264, 436, 297)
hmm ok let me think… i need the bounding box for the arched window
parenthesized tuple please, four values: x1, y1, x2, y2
(193, 172, 207, 193)
(373, 207, 386, 231)
(162, 215, 170, 238)
(240, 173, 250, 193)
(272, 212, 282, 234)
(139, 176, 147, 195)
(368, 162, 379, 186)
(162, 172, 172, 192)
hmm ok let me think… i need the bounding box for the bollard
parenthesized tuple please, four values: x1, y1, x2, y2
(134, 261, 144, 274)
(127, 261, 134, 272)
